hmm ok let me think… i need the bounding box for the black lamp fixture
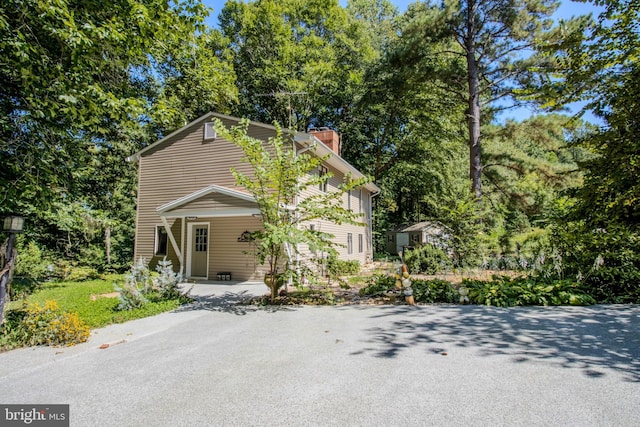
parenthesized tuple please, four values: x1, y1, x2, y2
(237, 230, 254, 242)
(3, 214, 25, 233)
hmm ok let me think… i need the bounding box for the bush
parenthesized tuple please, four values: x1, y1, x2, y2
(13, 240, 52, 282)
(151, 259, 187, 301)
(327, 257, 360, 277)
(11, 300, 90, 347)
(358, 275, 396, 296)
(465, 275, 596, 307)
(553, 222, 640, 303)
(65, 266, 101, 282)
(404, 244, 452, 274)
(114, 258, 189, 310)
(114, 281, 148, 310)
(411, 279, 458, 303)
(8, 277, 40, 300)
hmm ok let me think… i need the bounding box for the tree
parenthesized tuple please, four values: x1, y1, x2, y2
(0, 0, 236, 271)
(530, 1, 640, 302)
(528, 0, 638, 115)
(213, 118, 368, 301)
(219, 0, 376, 130)
(396, 0, 558, 201)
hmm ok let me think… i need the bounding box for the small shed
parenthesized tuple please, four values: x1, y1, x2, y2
(386, 221, 451, 255)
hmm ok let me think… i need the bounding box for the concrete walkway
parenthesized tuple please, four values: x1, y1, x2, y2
(0, 282, 639, 426)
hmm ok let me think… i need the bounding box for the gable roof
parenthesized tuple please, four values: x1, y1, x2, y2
(127, 112, 380, 194)
(157, 184, 256, 214)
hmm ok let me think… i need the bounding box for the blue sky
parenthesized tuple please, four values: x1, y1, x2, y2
(202, 0, 603, 124)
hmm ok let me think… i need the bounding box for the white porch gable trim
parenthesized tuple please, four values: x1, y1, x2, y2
(156, 184, 260, 276)
(156, 184, 256, 214)
(160, 216, 184, 273)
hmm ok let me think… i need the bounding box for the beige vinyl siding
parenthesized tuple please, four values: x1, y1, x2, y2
(134, 118, 275, 268)
(297, 162, 373, 266)
(134, 113, 375, 278)
(144, 218, 183, 270)
(208, 216, 265, 281)
(169, 193, 256, 212)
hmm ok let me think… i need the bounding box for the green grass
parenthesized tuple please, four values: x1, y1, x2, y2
(6, 275, 185, 329)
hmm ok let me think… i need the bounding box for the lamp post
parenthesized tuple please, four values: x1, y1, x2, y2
(1, 215, 25, 322)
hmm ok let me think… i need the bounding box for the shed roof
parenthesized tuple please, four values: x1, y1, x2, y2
(388, 221, 450, 233)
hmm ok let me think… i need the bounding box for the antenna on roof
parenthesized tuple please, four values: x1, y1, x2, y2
(255, 91, 308, 130)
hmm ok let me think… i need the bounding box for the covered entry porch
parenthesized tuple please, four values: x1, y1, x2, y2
(155, 184, 265, 281)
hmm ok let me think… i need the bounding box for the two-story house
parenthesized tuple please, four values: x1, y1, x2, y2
(127, 112, 380, 281)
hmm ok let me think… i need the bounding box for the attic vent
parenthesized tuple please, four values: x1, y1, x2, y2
(204, 122, 216, 141)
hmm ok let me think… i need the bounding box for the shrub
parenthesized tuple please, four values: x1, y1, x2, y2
(327, 257, 360, 277)
(152, 259, 187, 301)
(114, 258, 151, 310)
(411, 279, 458, 303)
(553, 222, 640, 303)
(18, 300, 90, 346)
(13, 240, 51, 282)
(114, 281, 148, 310)
(404, 244, 452, 274)
(115, 258, 190, 310)
(465, 275, 596, 307)
(65, 266, 101, 282)
(8, 277, 40, 300)
(359, 275, 396, 296)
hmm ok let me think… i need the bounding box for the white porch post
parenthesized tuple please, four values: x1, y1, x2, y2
(180, 218, 186, 275)
(160, 216, 184, 271)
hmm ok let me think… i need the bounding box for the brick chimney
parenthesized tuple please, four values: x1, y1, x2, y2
(310, 127, 341, 156)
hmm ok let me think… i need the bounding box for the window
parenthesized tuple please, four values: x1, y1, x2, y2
(388, 234, 394, 242)
(358, 189, 363, 213)
(411, 234, 420, 243)
(204, 122, 216, 141)
(319, 165, 328, 192)
(347, 233, 353, 255)
(195, 227, 208, 252)
(155, 226, 168, 256)
(347, 189, 351, 210)
(358, 234, 363, 253)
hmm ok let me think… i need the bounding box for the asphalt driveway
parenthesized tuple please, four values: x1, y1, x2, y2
(1, 282, 639, 426)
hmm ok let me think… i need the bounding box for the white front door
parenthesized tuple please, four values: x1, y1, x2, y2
(187, 223, 209, 278)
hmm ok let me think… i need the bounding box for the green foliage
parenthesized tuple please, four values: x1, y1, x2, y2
(552, 223, 640, 303)
(404, 245, 452, 274)
(534, 16, 640, 304)
(6, 274, 185, 330)
(114, 258, 188, 310)
(64, 266, 101, 283)
(393, 0, 559, 199)
(411, 279, 458, 304)
(465, 276, 596, 307)
(252, 286, 338, 306)
(358, 274, 396, 296)
(214, 118, 369, 301)
(114, 259, 151, 310)
(152, 259, 186, 301)
(13, 240, 51, 282)
(114, 282, 148, 311)
(220, 0, 376, 130)
(327, 257, 361, 277)
(0, 0, 229, 276)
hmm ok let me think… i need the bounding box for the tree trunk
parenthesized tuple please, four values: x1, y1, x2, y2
(105, 226, 111, 265)
(0, 234, 16, 324)
(465, 0, 482, 202)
